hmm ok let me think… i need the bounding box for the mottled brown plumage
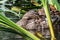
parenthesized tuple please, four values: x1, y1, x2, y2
(16, 6, 60, 38)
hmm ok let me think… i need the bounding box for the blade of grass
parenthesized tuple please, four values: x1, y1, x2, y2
(0, 27, 20, 34)
(0, 26, 33, 40)
(0, 13, 40, 40)
(41, 0, 56, 40)
(0, 18, 46, 40)
(0, 20, 35, 40)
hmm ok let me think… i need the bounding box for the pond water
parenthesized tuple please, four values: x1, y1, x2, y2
(0, 31, 24, 40)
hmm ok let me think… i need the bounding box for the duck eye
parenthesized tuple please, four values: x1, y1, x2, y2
(27, 17, 32, 20)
